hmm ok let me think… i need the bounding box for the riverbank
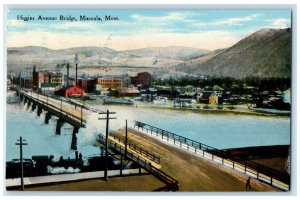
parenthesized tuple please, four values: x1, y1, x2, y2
(84, 97, 290, 118)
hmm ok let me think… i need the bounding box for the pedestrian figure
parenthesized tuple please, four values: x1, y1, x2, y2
(246, 177, 252, 190)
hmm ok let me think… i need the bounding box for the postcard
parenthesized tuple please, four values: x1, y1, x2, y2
(5, 6, 292, 192)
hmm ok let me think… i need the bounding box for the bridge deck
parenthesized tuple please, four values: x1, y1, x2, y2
(22, 91, 88, 122)
(96, 134, 179, 191)
(107, 135, 161, 169)
(115, 128, 279, 191)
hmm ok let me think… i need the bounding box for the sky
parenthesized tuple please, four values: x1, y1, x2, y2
(6, 9, 291, 51)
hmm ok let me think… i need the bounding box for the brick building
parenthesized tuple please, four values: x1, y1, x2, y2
(131, 72, 151, 87)
(32, 66, 63, 90)
(77, 78, 95, 93)
(55, 85, 84, 97)
(95, 76, 123, 90)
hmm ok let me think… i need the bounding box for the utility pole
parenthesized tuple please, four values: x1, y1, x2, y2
(15, 136, 28, 191)
(98, 110, 116, 181)
(80, 100, 85, 127)
(125, 119, 128, 155)
(66, 62, 70, 86)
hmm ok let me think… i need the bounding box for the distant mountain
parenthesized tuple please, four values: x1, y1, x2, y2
(174, 28, 292, 78)
(7, 46, 209, 72)
(7, 29, 292, 79)
(123, 46, 210, 61)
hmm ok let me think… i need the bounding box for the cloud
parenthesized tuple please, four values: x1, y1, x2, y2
(193, 14, 262, 27)
(268, 18, 291, 28)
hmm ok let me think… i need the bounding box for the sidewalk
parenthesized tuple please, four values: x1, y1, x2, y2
(6, 169, 140, 188)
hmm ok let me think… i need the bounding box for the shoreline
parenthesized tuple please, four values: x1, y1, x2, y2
(86, 99, 290, 118)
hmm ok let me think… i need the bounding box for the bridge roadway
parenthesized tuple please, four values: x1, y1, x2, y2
(15, 87, 98, 150)
(20, 90, 89, 123)
(96, 133, 179, 191)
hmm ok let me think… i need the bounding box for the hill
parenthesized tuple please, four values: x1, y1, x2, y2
(7, 46, 209, 72)
(173, 28, 292, 78)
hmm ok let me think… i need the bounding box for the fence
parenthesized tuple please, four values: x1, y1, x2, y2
(133, 121, 290, 191)
(109, 134, 160, 164)
(97, 134, 179, 191)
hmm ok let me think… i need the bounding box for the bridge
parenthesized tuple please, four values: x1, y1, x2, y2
(96, 133, 179, 191)
(133, 121, 290, 191)
(13, 87, 90, 150)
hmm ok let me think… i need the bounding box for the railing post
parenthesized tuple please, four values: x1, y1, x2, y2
(120, 155, 123, 176)
(271, 177, 273, 186)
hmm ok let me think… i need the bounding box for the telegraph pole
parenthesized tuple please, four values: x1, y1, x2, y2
(98, 110, 116, 181)
(125, 119, 128, 155)
(15, 136, 28, 191)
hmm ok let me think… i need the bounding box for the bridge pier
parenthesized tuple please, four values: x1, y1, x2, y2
(55, 118, 64, 135)
(71, 127, 79, 150)
(23, 97, 27, 104)
(31, 103, 36, 112)
(26, 101, 31, 110)
(37, 106, 43, 116)
(44, 112, 52, 124)
(19, 94, 23, 102)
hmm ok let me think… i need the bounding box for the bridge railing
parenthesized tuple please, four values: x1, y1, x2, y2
(109, 134, 160, 164)
(97, 134, 179, 191)
(20, 91, 86, 127)
(133, 121, 290, 191)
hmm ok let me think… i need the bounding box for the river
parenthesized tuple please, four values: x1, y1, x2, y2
(6, 94, 290, 162)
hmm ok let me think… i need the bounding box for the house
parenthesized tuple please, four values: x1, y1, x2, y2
(55, 85, 84, 97)
(179, 92, 197, 99)
(157, 88, 180, 98)
(209, 92, 223, 105)
(131, 72, 152, 87)
(140, 88, 157, 101)
(116, 87, 140, 97)
(197, 91, 212, 104)
(40, 83, 58, 94)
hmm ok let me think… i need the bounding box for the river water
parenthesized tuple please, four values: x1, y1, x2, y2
(6, 94, 290, 161)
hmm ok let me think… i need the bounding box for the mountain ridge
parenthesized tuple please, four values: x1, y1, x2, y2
(173, 28, 291, 78)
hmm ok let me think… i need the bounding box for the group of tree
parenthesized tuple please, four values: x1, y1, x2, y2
(153, 76, 291, 92)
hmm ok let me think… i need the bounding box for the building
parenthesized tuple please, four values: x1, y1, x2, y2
(131, 72, 151, 87)
(55, 85, 84, 97)
(48, 72, 64, 86)
(95, 76, 123, 90)
(32, 66, 64, 90)
(116, 87, 140, 97)
(77, 78, 95, 93)
(40, 83, 58, 94)
(209, 92, 223, 105)
(197, 91, 212, 104)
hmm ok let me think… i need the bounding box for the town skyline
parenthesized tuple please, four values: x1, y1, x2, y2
(7, 9, 291, 51)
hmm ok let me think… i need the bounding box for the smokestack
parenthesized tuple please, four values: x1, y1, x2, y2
(75, 54, 79, 86)
(66, 62, 70, 86)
